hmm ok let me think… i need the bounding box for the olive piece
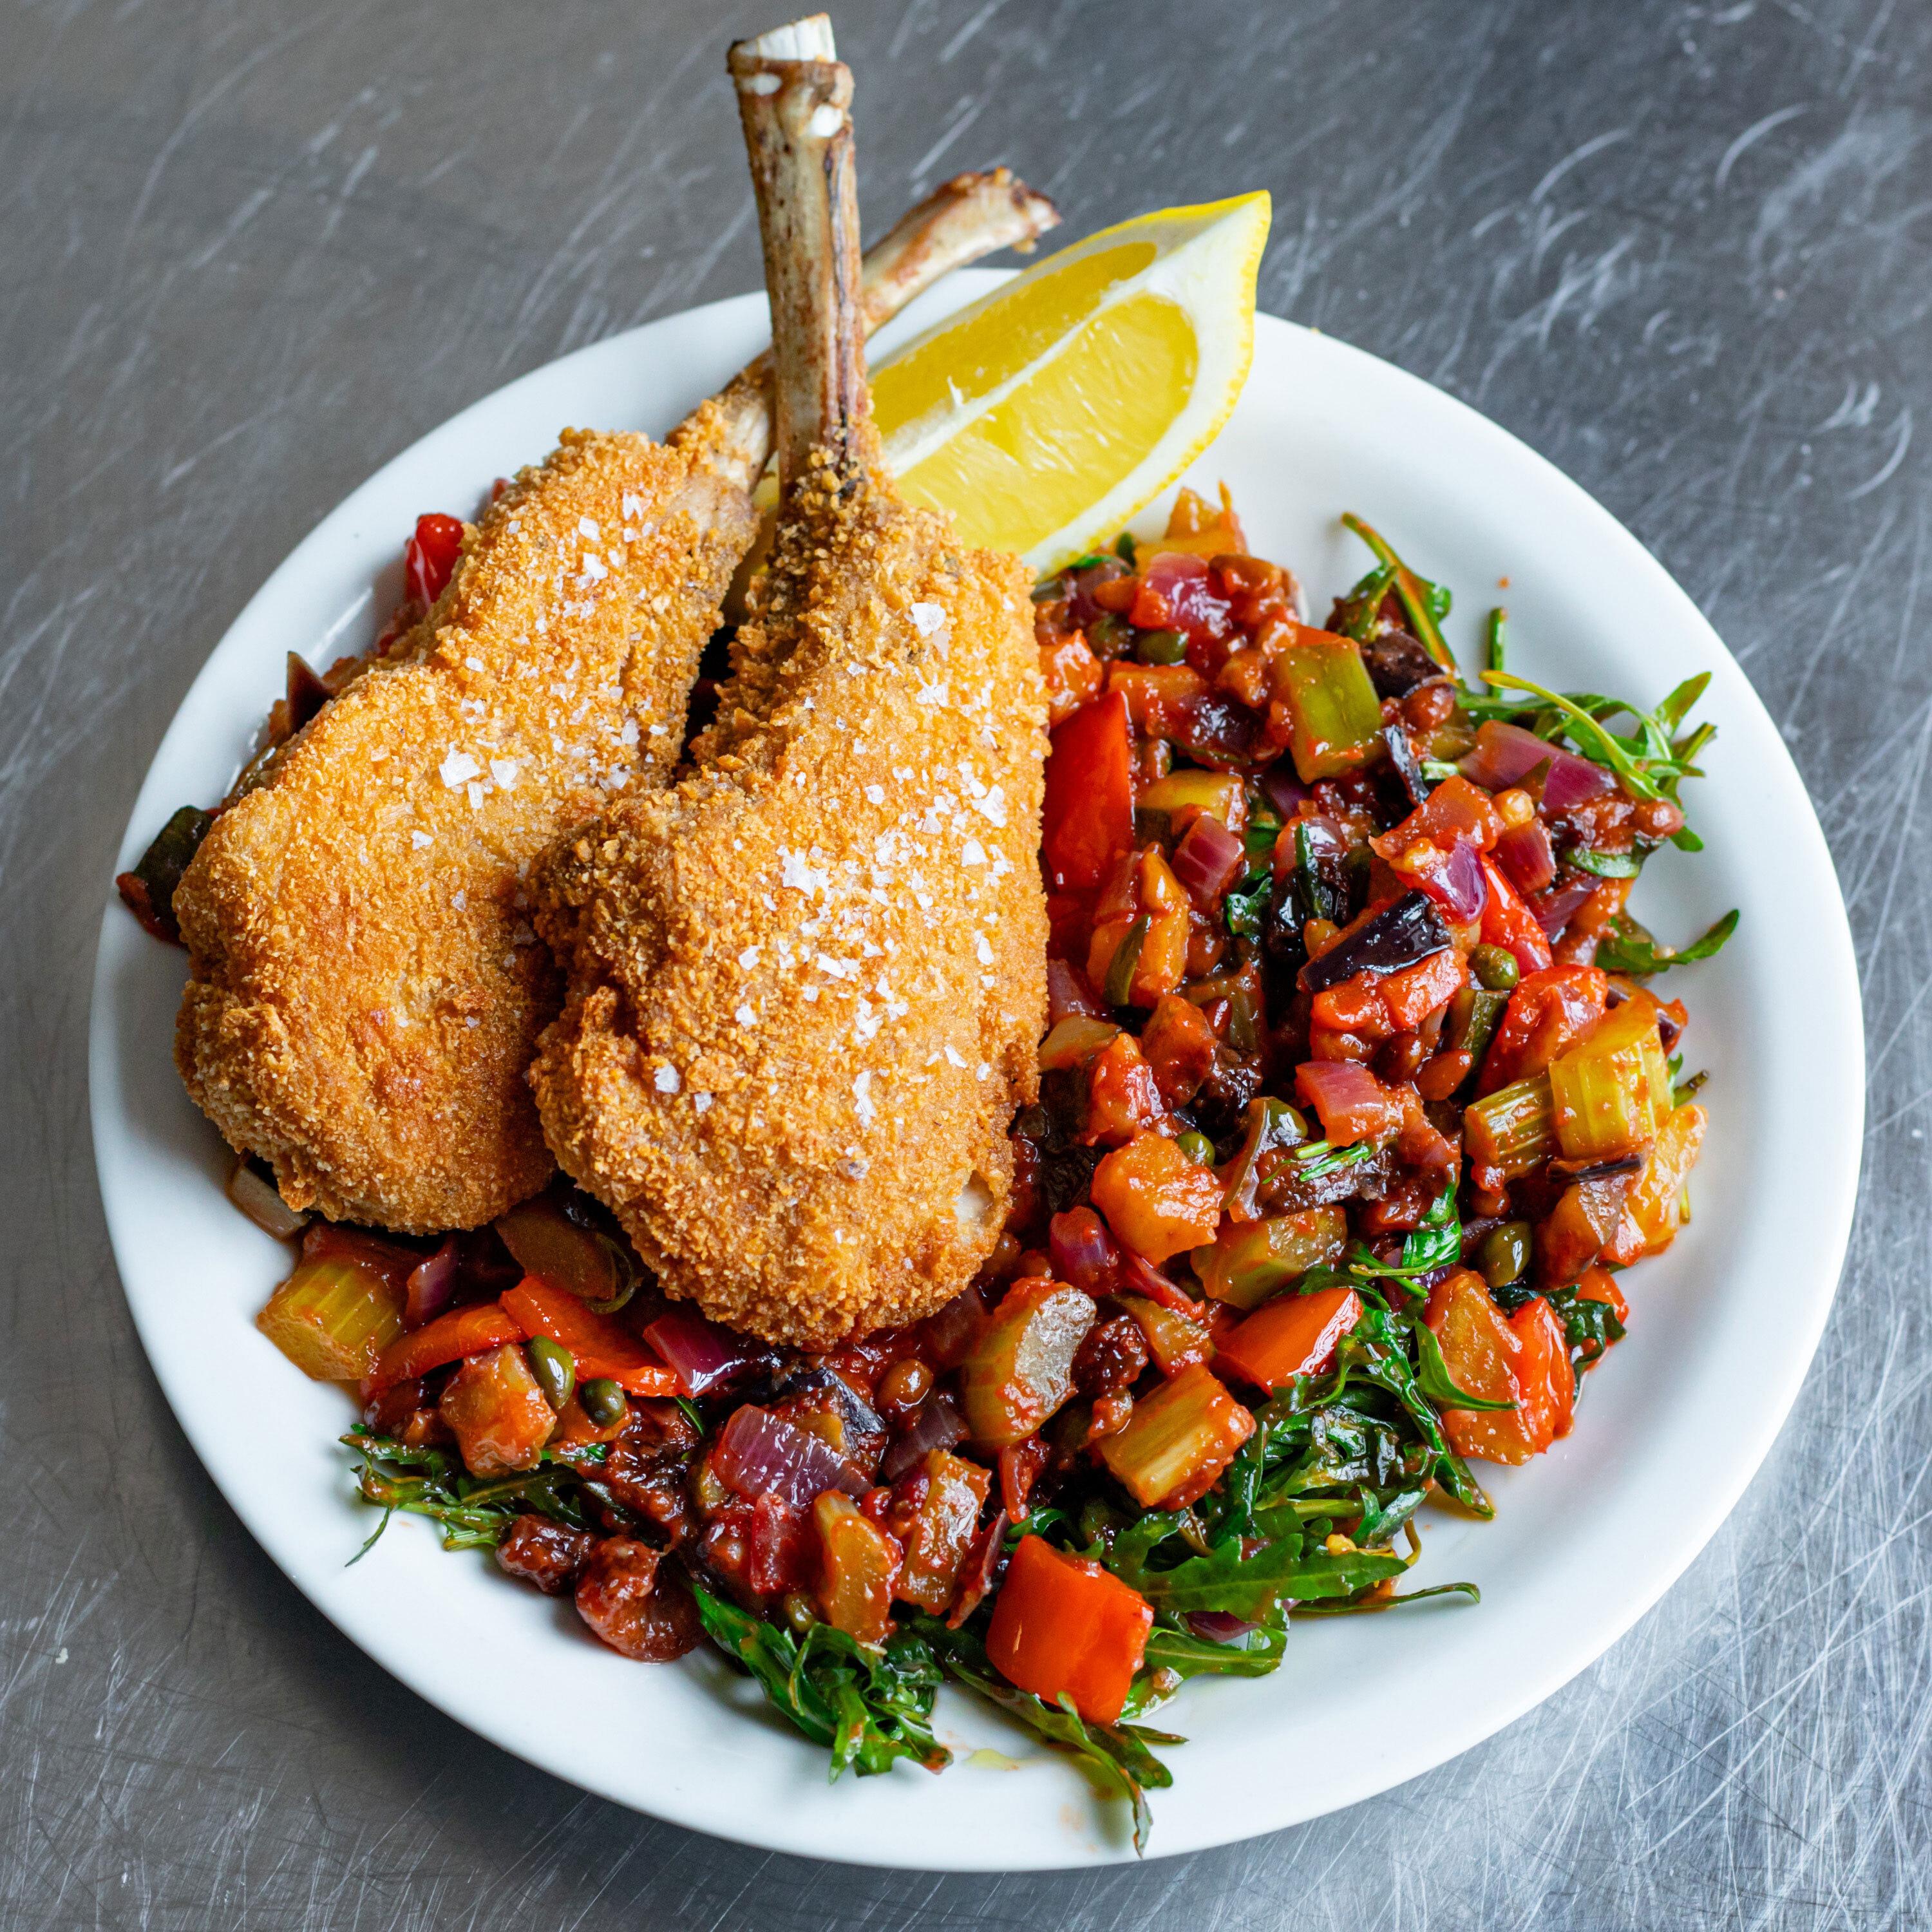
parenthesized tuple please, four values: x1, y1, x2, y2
(1133, 627, 1188, 666)
(580, 1377, 629, 1429)
(1480, 1221, 1533, 1289)
(527, 1336, 576, 1412)
(1471, 943, 1521, 991)
(1176, 1130, 1215, 1166)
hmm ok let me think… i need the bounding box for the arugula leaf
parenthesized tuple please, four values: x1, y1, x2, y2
(1341, 514, 1456, 670)
(1412, 1321, 1517, 1412)
(1294, 1578, 1481, 1615)
(1223, 867, 1272, 939)
(911, 1616, 1176, 1855)
(1141, 1620, 1287, 1681)
(343, 1430, 596, 1556)
(692, 1582, 949, 1779)
(1595, 907, 1739, 977)
(1563, 845, 1643, 880)
(1099, 1508, 1408, 1620)
(1324, 1310, 1493, 1516)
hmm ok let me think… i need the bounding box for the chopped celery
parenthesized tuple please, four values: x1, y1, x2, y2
(1138, 770, 1247, 831)
(1038, 1015, 1119, 1072)
(257, 1257, 406, 1381)
(1099, 1365, 1255, 1510)
(1463, 1074, 1555, 1181)
(1193, 1208, 1349, 1310)
(1276, 630, 1385, 784)
(1547, 999, 1671, 1162)
(960, 1279, 1097, 1449)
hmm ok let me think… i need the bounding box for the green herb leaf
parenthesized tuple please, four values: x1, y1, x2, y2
(1341, 515, 1456, 671)
(1594, 907, 1739, 976)
(343, 1430, 596, 1553)
(692, 1584, 949, 1780)
(1562, 845, 1643, 880)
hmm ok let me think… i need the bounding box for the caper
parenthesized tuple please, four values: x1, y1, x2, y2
(1471, 944, 1521, 991)
(1134, 627, 1188, 666)
(1177, 1129, 1215, 1166)
(1013, 1103, 1049, 1140)
(527, 1336, 576, 1412)
(580, 1376, 628, 1429)
(1088, 612, 1130, 661)
(782, 1591, 820, 1634)
(1480, 1220, 1532, 1289)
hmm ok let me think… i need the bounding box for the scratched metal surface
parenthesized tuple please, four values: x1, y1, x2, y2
(3, 0, 1926, 1923)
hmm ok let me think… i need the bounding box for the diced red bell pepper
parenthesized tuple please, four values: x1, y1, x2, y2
(1043, 692, 1134, 893)
(1477, 855, 1554, 976)
(1477, 964, 1609, 1095)
(1039, 635, 1105, 726)
(1381, 946, 1468, 1032)
(1370, 774, 1503, 860)
(1424, 1269, 1573, 1464)
(1076, 1032, 1169, 1146)
(500, 1278, 677, 1395)
(403, 512, 465, 608)
(367, 1300, 523, 1395)
(985, 1535, 1154, 1725)
(1214, 1285, 1363, 1391)
(1506, 1296, 1575, 1450)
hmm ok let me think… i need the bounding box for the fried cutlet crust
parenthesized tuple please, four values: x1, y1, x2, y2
(532, 451, 1048, 1348)
(174, 413, 757, 1232)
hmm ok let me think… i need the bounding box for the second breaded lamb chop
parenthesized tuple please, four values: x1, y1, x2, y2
(171, 155, 1055, 1235)
(532, 20, 1049, 1347)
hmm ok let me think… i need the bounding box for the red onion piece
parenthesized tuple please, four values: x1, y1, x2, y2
(1138, 553, 1235, 642)
(878, 1393, 970, 1484)
(643, 1307, 764, 1396)
(712, 1405, 867, 1511)
(1171, 814, 1245, 909)
(1258, 761, 1309, 820)
(1530, 878, 1596, 936)
(917, 1282, 989, 1370)
(1493, 818, 1557, 896)
(404, 1238, 460, 1329)
(1409, 835, 1488, 924)
(1046, 957, 1104, 1025)
(1050, 1206, 1122, 1295)
(1459, 721, 1614, 806)
(1120, 1247, 1200, 1315)
(1187, 1610, 1260, 1643)
(1295, 1059, 1400, 1144)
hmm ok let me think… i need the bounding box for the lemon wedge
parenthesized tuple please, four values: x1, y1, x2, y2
(868, 192, 1270, 571)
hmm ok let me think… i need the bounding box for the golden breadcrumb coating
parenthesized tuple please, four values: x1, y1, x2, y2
(174, 412, 757, 1232)
(533, 448, 1048, 1347)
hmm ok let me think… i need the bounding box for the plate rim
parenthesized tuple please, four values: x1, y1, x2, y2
(88, 274, 1866, 1869)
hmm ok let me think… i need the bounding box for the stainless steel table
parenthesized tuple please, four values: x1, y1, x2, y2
(5, 1, 1926, 1924)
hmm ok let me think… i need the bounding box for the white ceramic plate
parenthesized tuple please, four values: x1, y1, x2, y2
(89, 270, 1864, 1869)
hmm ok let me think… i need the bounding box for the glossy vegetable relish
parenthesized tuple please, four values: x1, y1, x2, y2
(236, 491, 1734, 1852)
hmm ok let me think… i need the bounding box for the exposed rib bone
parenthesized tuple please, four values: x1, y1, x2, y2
(706, 166, 1058, 489)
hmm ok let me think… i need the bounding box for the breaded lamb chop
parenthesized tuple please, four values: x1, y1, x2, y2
(171, 156, 1056, 1235)
(531, 19, 1049, 1348)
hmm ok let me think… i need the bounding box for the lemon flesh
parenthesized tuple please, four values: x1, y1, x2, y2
(870, 193, 1270, 571)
